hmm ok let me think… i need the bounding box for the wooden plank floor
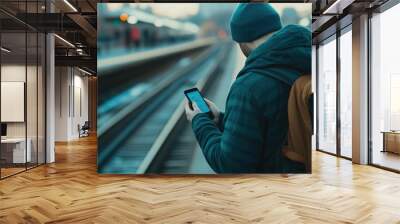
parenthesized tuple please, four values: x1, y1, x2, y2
(1, 135, 400, 224)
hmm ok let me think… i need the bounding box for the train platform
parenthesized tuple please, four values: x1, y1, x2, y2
(98, 38, 217, 75)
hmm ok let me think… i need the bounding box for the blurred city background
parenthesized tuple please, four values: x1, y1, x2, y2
(98, 3, 310, 56)
(97, 3, 311, 174)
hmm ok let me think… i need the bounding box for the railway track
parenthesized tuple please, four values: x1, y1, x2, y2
(97, 50, 203, 127)
(152, 46, 236, 174)
(143, 45, 238, 174)
(98, 41, 231, 174)
(98, 38, 215, 105)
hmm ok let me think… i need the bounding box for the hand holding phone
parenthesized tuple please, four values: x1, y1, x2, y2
(184, 88, 214, 119)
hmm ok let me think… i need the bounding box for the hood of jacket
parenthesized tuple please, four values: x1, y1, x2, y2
(236, 24, 311, 86)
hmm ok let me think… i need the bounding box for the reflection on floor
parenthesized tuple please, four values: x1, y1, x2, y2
(0, 135, 400, 223)
(373, 150, 400, 170)
(0, 163, 44, 178)
(0, 167, 25, 177)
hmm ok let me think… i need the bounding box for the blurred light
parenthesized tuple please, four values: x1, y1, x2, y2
(299, 18, 309, 27)
(129, 83, 150, 97)
(111, 8, 199, 34)
(120, 13, 129, 22)
(1, 47, 11, 53)
(166, 19, 181, 30)
(183, 22, 199, 33)
(63, 0, 78, 12)
(138, 5, 148, 10)
(154, 20, 163, 27)
(106, 3, 124, 11)
(178, 58, 191, 67)
(54, 34, 75, 48)
(218, 30, 227, 39)
(272, 3, 310, 15)
(127, 16, 138, 24)
(147, 4, 199, 19)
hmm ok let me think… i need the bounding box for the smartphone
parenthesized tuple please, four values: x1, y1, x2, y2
(184, 88, 214, 118)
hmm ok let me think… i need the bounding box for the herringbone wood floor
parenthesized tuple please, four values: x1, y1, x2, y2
(1, 135, 400, 224)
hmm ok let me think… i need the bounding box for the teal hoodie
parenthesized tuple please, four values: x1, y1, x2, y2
(192, 25, 311, 173)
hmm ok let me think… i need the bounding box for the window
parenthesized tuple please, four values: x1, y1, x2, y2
(371, 3, 400, 171)
(317, 36, 337, 154)
(339, 28, 352, 158)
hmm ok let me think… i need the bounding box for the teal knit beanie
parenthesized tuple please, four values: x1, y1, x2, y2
(230, 3, 282, 42)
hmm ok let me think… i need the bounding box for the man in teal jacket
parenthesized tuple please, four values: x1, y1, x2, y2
(185, 3, 311, 173)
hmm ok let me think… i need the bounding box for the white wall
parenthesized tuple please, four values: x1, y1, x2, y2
(1, 82, 25, 122)
(1, 63, 46, 164)
(71, 73, 89, 138)
(55, 66, 69, 141)
(55, 67, 89, 141)
(1, 65, 39, 138)
(1, 65, 26, 139)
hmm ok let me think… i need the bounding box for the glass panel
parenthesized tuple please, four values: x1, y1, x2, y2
(339, 29, 352, 158)
(1, 30, 27, 177)
(26, 0, 39, 169)
(0, 1, 46, 178)
(371, 4, 400, 171)
(317, 37, 337, 154)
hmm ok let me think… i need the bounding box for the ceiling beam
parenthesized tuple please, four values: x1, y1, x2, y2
(55, 55, 96, 72)
(322, 0, 356, 14)
(67, 13, 97, 46)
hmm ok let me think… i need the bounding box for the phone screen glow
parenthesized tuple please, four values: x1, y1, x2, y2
(187, 91, 210, 113)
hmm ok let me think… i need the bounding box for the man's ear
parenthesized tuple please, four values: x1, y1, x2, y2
(239, 43, 251, 57)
